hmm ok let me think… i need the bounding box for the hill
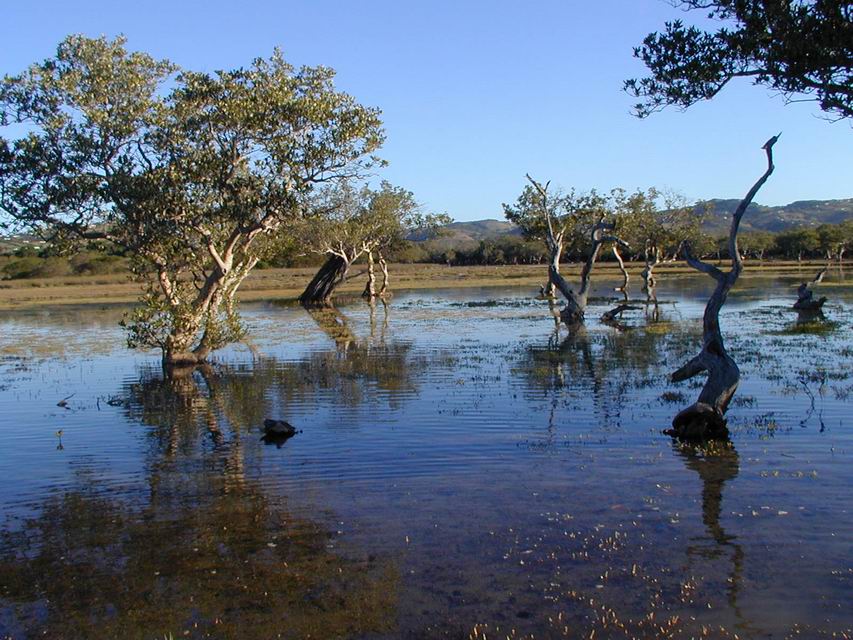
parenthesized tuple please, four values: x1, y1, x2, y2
(423, 198, 853, 248)
(697, 198, 853, 235)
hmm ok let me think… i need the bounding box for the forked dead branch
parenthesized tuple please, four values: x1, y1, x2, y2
(525, 175, 629, 326)
(667, 134, 780, 440)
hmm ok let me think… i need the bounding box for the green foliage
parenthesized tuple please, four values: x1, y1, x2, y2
(776, 227, 820, 258)
(1, 255, 70, 279)
(442, 236, 546, 266)
(1, 35, 384, 361)
(611, 188, 705, 263)
(296, 180, 443, 263)
(502, 184, 608, 257)
(626, 1, 853, 120)
(738, 231, 776, 258)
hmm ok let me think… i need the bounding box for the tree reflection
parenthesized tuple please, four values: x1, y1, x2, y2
(0, 476, 397, 638)
(0, 359, 400, 638)
(675, 441, 759, 637)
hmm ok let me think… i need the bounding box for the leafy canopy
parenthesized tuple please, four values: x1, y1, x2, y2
(625, 1, 853, 120)
(1, 35, 385, 357)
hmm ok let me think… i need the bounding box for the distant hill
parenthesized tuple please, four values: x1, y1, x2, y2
(419, 198, 853, 249)
(0, 234, 46, 255)
(698, 198, 853, 235)
(410, 219, 521, 250)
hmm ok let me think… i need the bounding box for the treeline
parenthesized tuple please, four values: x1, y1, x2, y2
(3, 219, 851, 281)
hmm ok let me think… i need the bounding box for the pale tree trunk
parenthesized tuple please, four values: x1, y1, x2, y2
(525, 174, 561, 299)
(163, 260, 256, 371)
(612, 245, 629, 291)
(543, 242, 562, 298)
(667, 135, 779, 440)
(362, 250, 377, 298)
(152, 215, 274, 369)
(378, 253, 390, 297)
(641, 252, 659, 291)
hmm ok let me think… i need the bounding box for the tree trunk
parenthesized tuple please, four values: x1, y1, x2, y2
(667, 135, 778, 441)
(549, 222, 627, 326)
(362, 250, 376, 298)
(378, 254, 390, 297)
(793, 266, 828, 311)
(299, 255, 349, 306)
(543, 244, 561, 298)
(612, 245, 629, 291)
(641, 250, 660, 291)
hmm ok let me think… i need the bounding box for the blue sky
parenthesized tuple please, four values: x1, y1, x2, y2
(2, 0, 851, 221)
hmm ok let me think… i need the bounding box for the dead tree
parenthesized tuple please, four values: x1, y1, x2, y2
(612, 245, 630, 291)
(525, 175, 629, 325)
(793, 266, 828, 311)
(525, 175, 564, 298)
(551, 221, 629, 325)
(667, 135, 779, 440)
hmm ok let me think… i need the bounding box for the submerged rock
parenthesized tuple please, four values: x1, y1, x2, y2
(263, 419, 298, 437)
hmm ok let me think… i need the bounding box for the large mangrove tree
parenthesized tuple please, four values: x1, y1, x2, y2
(0, 35, 384, 367)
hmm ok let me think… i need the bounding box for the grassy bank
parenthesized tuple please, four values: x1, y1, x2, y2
(0, 260, 843, 310)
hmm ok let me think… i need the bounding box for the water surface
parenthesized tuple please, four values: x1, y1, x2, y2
(0, 273, 851, 639)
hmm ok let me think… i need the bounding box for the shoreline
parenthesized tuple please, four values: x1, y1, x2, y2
(0, 260, 844, 310)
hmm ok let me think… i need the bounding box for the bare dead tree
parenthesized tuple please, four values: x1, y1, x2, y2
(641, 241, 683, 291)
(793, 266, 828, 311)
(525, 175, 629, 324)
(552, 221, 630, 325)
(612, 245, 630, 291)
(667, 135, 779, 440)
(525, 175, 563, 298)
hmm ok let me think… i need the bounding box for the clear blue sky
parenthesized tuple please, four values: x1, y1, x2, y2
(2, 0, 851, 221)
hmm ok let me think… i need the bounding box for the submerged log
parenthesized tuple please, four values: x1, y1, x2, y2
(667, 135, 779, 441)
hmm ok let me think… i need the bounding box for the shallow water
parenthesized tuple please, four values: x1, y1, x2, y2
(0, 272, 851, 639)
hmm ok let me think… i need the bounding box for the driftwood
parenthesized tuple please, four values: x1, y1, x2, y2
(601, 304, 641, 322)
(667, 135, 779, 440)
(600, 303, 641, 332)
(793, 266, 828, 311)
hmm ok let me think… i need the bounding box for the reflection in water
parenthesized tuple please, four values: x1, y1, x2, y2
(1, 282, 852, 638)
(0, 368, 398, 638)
(675, 442, 752, 634)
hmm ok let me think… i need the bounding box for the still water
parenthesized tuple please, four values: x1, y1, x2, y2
(0, 273, 851, 639)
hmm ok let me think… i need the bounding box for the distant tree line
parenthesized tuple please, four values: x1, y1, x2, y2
(4, 218, 852, 281)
